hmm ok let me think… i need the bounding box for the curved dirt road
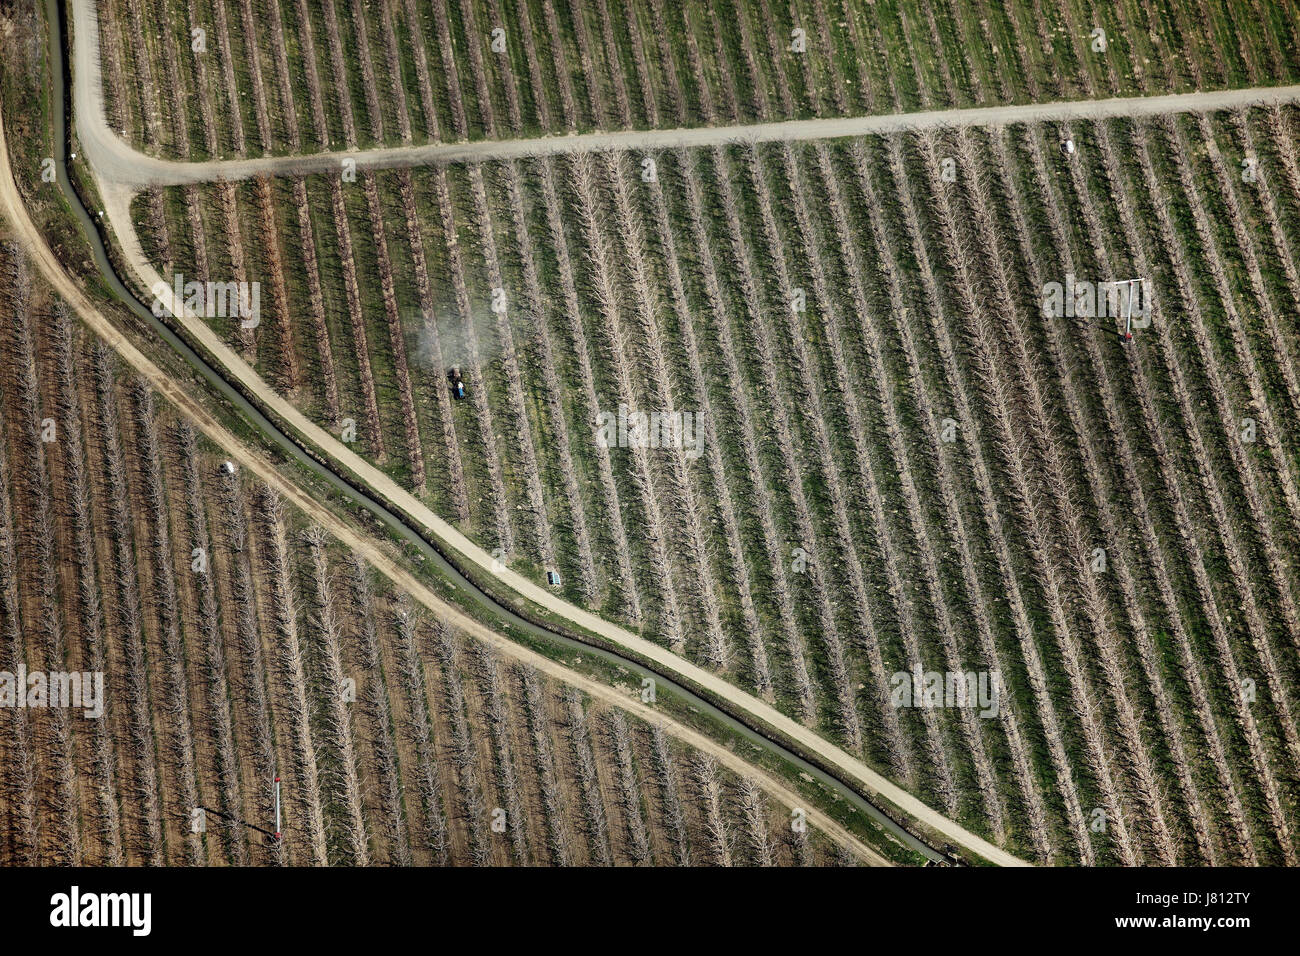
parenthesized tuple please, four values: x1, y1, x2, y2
(66, 0, 1035, 865)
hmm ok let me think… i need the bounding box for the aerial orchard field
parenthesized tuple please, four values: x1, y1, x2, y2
(0, 0, 1257, 880)
(102, 0, 1300, 157)
(0, 243, 868, 867)
(113, 0, 1300, 867)
(133, 102, 1300, 864)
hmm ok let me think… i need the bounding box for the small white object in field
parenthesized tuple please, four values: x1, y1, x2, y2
(219, 461, 236, 475)
(1062, 139, 1076, 156)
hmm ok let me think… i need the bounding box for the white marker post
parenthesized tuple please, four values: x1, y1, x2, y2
(1117, 278, 1147, 342)
(274, 776, 282, 841)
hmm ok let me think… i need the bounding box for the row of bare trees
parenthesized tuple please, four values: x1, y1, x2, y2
(301, 529, 368, 864)
(253, 176, 300, 391)
(2, 267, 79, 861)
(214, 181, 255, 356)
(601, 711, 651, 864)
(0, 314, 37, 863)
(234, 0, 274, 151)
(558, 688, 612, 864)
(689, 754, 732, 866)
(97, 0, 133, 137)
(204, 0, 246, 154)
(49, 305, 123, 864)
(127, 382, 203, 864)
(120, 0, 164, 144)
(290, 178, 340, 421)
(431, 621, 492, 864)
(314, 0, 358, 147)
(344, 556, 412, 864)
(646, 724, 690, 864)
(157, 1, 212, 291)
(400, 0, 441, 139)
(516, 664, 571, 865)
(464, 166, 552, 559)
(395, 169, 466, 513)
(387, 597, 450, 863)
(592, 0, 632, 127)
(347, 0, 386, 143)
(734, 777, 774, 867)
(17, 311, 80, 862)
(541, 0, 579, 129)
(172, 421, 246, 864)
(430, 0, 470, 139)
(289, 0, 330, 147)
(619, 0, 659, 123)
(455, 0, 499, 135)
(90, 343, 165, 864)
(213, 463, 279, 865)
(250, 486, 328, 864)
(327, 176, 385, 460)
(499, 162, 596, 597)
(469, 642, 530, 863)
(485, 0, 525, 132)
(532, 156, 640, 619)
(428, 164, 511, 549)
(361, 174, 425, 488)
